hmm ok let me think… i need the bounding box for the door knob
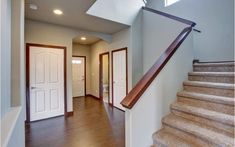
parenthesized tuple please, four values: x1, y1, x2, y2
(31, 87, 37, 89)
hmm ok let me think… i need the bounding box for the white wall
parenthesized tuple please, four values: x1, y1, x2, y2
(6, 109, 24, 147)
(127, 34, 193, 147)
(87, 0, 144, 25)
(131, 10, 143, 86)
(125, 9, 193, 147)
(1, 0, 25, 146)
(11, 0, 25, 107)
(0, 0, 1, 125)
(90, 28, 132, 110)
(143, 10, 188, 71)
(2, 107, 25, 147)
(25, 20, 112, 112)
(90, 41, 109, 97)
(147, 0, 234, 62)
(1, 0, 11, 118)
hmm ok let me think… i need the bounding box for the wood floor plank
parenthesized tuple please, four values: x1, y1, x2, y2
(25, 96, 125, 147)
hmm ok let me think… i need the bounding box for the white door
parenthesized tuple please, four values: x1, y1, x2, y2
(112, 49, 127, 111)
(72, 57, 85, 97)
(30, 46, 64, 121)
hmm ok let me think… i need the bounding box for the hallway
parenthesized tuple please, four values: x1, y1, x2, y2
(25, 96, 125, 147)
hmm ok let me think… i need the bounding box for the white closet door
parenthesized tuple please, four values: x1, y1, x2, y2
(72, 57, 85, 97)
(30, 46, 64, 121)
(113, 49, 127, 111)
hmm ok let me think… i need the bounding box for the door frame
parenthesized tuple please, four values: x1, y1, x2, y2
(99, 52, 110, 104)
(111, 47, 128, 107)
(72, 55, 87, 97)
(26, 43, 67, 123)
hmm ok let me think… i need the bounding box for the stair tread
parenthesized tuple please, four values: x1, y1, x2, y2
(183, 81, 235, 89)
(171, 102, 234, 126)
(177, 91, 235, 106)
(153, 129, 198, 147)
(194, 62, 235, 67)
(163, 114, 234, 147)
(189, 72, 234, 76)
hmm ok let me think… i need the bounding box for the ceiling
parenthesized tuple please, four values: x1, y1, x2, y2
(87, 0, 144, 25)
(25, 0, 129, 34)
(73, 35, 100, 45)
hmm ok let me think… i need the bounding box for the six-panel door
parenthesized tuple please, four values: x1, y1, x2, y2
(30, 46, 64, 121)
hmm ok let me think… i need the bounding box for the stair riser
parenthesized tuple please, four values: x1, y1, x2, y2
(163, 121, 234, 147)
(177, 97, 234, 115)
(193, 66, 234, 72)
(153, 141, 167, 147)
(188, 75, 234, 84)
(153, 131, 195, 147)
(183, 85, 234, 98)
(171, 109, 234, 138)
(163, 125, 213, 147)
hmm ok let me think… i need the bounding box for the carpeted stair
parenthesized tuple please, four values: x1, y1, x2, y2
(152, 61, 235, 147)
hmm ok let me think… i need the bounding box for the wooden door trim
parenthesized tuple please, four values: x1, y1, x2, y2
(99, 52, 110, 104)
(72, 55, 87, 96)
(111, 47, 128, 107)
(26, 43, 67, 123)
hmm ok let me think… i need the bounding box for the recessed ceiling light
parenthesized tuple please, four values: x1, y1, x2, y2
(29, 4, 38, 10)
(81, 37, 86, 41)
(53, 9, 63, 15)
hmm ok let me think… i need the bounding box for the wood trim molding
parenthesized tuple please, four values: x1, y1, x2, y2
(111, 48, 128, 107)
(193, 59, 200, 64)
(86, 94, 100, 100)
(121, 27, 193, 109)
(66, 111, 74, 117)
(193, 60, 235, 64)
(99, 52, 110, 104)
(113, 105, 125, 112)
(143, 7, 196, 27)
(72, 55, 87, 96)
(26, 43, 67, 123)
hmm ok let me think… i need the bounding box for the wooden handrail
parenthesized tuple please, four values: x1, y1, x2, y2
(121, 27, 193, 109)
(143, 7, 196, 27)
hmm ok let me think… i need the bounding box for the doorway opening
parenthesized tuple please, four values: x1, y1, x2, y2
(99, 52, 110, 104)
(72, 56, 86, 98)
(112, 48, 128, 111)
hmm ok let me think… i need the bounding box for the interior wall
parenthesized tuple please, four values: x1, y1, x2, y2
(1, 0, 11, 118)
(128, 34, 194, 147)
(125, 8, 191, 147)
(143, 10, 188, 72)
(131, 10, 143, 86)
(87, 0, 144, 25)
(72, 43, 91, 94)
(90, 28, 132, 108)
(0, 0, 1, 119)
(25, 19, 112, 112)
(147, 0, 234, 62)
(11, 0, 25, 108)
(1, 0, 25, 146)
(90, 41, 109, 97)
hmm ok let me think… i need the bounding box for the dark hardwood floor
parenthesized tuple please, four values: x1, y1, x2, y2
(25, 96, 125, 147)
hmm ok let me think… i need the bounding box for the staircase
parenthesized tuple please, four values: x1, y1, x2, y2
(152, 61, 235, 147)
